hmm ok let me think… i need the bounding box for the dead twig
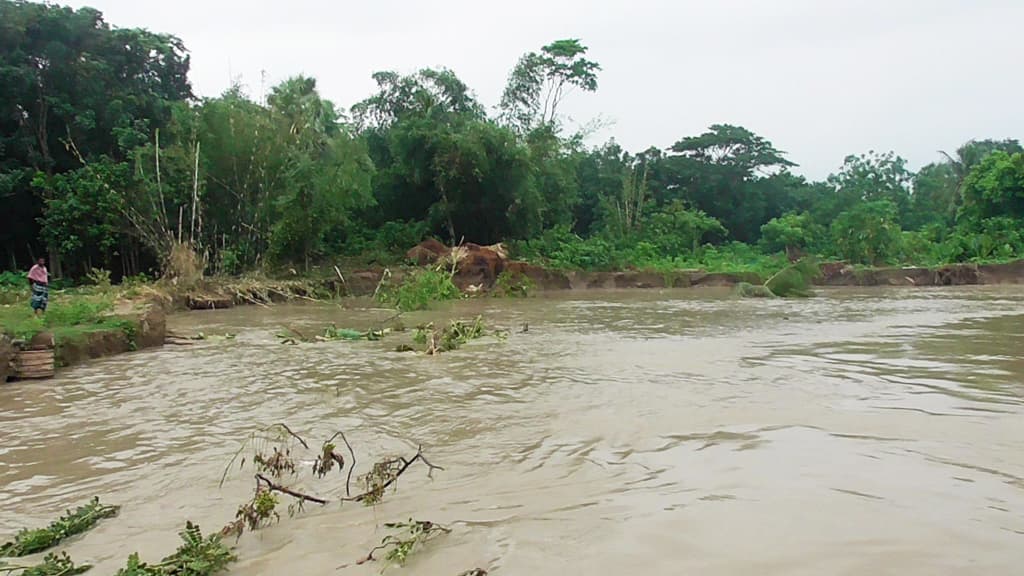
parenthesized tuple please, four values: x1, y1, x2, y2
(323, 431, 357, 497)
(272, 423, 310, 450)
(372, 268, 392, 300)
(219, 423, 309, 487)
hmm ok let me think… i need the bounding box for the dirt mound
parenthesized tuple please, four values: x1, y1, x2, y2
(406, 238, 449, 265)
(405, 240, 508, 289)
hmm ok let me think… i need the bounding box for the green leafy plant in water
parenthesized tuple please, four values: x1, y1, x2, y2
(221, 489, 279, 540)
(0, 552, 91, 576)
(378, 269, 460, 311)
(356, 520, 451, 570)
(0, 497, 119, 557)
(359, 458, 405, 506)
(114, 522, 235, 576)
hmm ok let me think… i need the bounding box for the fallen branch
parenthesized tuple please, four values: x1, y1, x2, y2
(272, 423, 310, 450)
(344, 446, 443, 504)
(255, 474, 328, 505)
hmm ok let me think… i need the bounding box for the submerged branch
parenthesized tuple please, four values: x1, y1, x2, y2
(344, 446, 444, 504)
(255, 474, 328, 505)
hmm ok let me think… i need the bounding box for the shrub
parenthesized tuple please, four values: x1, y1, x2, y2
(378, 269, 460, 311)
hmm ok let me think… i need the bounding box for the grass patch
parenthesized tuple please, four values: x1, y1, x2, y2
(0, 289, 133, 343)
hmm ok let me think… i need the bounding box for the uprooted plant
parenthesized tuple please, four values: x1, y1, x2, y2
(737, 256, 822, 298)
(0, 497, 119, 557)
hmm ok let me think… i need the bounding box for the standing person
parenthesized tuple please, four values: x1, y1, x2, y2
(27, 257, 49, 315)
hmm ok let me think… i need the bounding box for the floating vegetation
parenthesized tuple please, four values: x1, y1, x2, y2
(0, 552, 91, 576)
(114, 522, 235, 576)
(354, 520, 451, 568)
(414, 316, 487, 355)
(276, 325, 389, 345)
(0, 497, 119, 557)
(738, 257, 821, 298)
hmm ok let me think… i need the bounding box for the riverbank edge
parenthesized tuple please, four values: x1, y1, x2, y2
(3, 258, 1021, 382)
(0, 300, 166, 382)
(180, 258, 1024, 309)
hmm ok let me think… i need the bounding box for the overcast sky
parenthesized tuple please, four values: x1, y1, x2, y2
(63, 0, 1023, 179)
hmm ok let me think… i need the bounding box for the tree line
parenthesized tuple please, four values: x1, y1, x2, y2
(2, 0, 1022, 279)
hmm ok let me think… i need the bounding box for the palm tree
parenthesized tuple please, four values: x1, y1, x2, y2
(939, 139, 1023, 214)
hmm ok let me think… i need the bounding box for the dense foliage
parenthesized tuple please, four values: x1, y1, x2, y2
(1, 0, 1022, 281)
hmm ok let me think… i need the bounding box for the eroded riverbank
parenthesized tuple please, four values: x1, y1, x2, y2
(2, 287, 1023, 575)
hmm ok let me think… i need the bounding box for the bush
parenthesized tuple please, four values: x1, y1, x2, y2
(378, 269, 460, 311)
(0, 271, 27, 287)
(830, 200, 903, 265)
(85, 267, 112, 288)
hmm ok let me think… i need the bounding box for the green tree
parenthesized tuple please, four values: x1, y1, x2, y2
(940, 138, 1022, 211)
(266, 77, 374, 269)
(830, 200, 903, 265)
(639, 201, 726, 255)
(825, 151, 912, 226)
(353, 69, 540, 244)
(958, 151, 1024, 222)
(760, 212, 822, 257)
(907, 162, 957, 230)
(661, 124, 796, 242)
(500, 39, 600, 134)
(0, 0, 190, 276)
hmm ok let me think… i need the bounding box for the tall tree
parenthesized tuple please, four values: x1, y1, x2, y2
(939, 138, 1023, 212)
(266, 77, 373, 269)
(824, 151, 913, 226)
(661, 124, 795, 242)
(500, 39, 600, 134)
(0, 0, 191, 275)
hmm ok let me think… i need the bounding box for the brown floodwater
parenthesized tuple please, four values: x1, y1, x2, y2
(2, 287, 1023, 575)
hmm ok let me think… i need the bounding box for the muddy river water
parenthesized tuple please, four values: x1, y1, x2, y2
(2, 287, 1023, 575)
